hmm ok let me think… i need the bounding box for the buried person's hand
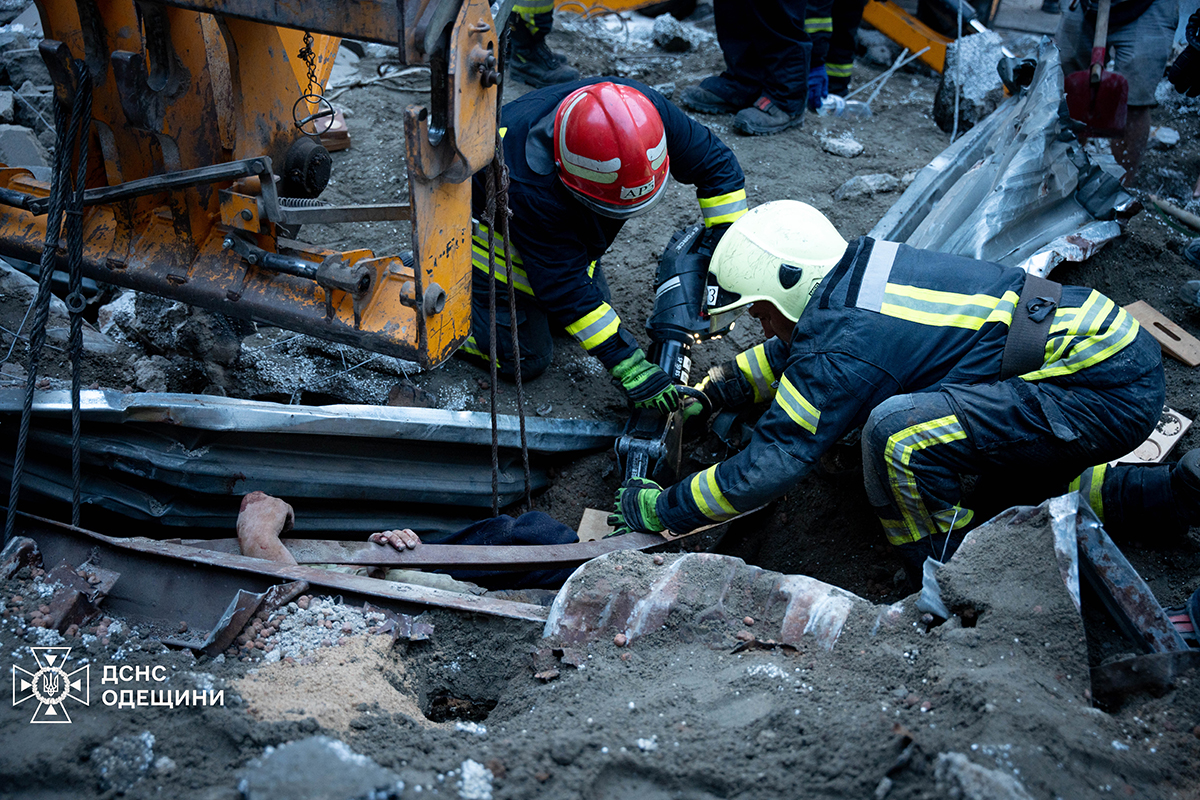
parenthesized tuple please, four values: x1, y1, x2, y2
(369, 529, 422, 550)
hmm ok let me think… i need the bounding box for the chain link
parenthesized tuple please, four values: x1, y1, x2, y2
(299, 31, 318, 97)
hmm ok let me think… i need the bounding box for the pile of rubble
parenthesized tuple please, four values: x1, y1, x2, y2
(228, 594, 392, 663)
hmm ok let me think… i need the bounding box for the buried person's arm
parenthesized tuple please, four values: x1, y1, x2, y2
(236, 491, 420, 566)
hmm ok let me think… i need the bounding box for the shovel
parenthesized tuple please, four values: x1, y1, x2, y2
(1064, 0, 1128, 137)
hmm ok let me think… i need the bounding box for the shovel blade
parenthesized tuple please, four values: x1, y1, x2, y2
(1064, 68, 1129, 137)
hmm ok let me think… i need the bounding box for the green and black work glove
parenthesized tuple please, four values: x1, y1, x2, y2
(607, 477, 665, 535)
(611, 349, 680, 415)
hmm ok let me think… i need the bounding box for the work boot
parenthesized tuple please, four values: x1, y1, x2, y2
(1179, 279, 1200, 307)
(1041, 0, 1061, 12)
(510, 38, 580, 88)
(732, 96, 804, 136)
(1172, 449, 1200, 528)
(1101, 449, 1200, 546)
(680, 84, 746, 114)
(1185, 238, 1200, 269)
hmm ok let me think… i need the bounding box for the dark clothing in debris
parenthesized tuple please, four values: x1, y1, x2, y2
(436, 511, 579, 589)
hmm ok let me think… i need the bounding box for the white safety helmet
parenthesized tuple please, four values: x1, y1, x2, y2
(705, 200, 848, 331)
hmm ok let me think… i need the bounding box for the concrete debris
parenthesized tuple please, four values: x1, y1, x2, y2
(237, 736, 405, 800)
(0, 258, 120, 356)
(1156, 76, 1200, 110)
(1150, 126, 1181, 150)
(652, 14, 698, 52)
(258, 596, 390, 662)
(7, 3, 42, 35)
(652, 81, 676, 100)
(0, 89, 12, 123)
(131, 355, 174, 393)
(544, 550, 888, 650)
(0, 122, 48, 168)
(0, 32, 50, 91)
(934, 752, 1035, 800)
(833, 173, 901, 200)
(102, 292, 249, 368)
(820, 132, 864, 158)
(933, 30, 1006, 134)
(857, 29, 901, 68)
(458, 759, 494, 800)
(92, 731, 155, 794)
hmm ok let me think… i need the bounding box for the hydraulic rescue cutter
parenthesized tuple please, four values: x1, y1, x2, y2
(0, 0, 515, 367)
(616, 224, 729, 483)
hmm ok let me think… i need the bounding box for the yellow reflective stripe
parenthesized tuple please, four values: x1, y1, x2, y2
(883, 414, 967, 544)
(826, 62, 853, 77)
(471, 220, 524, 264)
(689, 465, 739, 520)
(1021, 294, 1138, 381)
(880, 285, 1018, 331)
(472, 247, 534, 295)
(513, 1, 554, 13)
(735, 344, 776, 403)
(774, 375, 820, 434)
(805, 16, 833, 31)
(460, 335, 487, 359)
(932, 506, 974, 532)
(471, 219, 534, 295)
(698, 189, 748, 226)
(565, 302, 620, 351)
(1070, 463, 1108, 521)
(499, 127, 507, 138)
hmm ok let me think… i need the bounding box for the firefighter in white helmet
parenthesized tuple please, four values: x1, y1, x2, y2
(609, 200, 1190, 583)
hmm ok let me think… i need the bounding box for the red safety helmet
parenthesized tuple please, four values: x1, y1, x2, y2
(553, 82, 670, 219)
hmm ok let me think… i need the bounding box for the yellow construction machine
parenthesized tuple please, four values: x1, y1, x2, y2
(0, 0, 515, 368)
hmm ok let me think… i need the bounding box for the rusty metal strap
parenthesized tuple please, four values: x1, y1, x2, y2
(17, 511, 549, 623)
(184, 533, 669, 570)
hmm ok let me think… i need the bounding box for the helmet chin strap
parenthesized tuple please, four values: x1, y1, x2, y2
(565, 172, 671, 220)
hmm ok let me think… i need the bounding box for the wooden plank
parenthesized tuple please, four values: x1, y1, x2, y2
(1123, 301, 1200, 367)
(577, 508, 614, 543)
(1110, 406, 1193, 466)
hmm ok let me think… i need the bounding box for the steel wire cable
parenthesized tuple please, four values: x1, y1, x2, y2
(5, 58, 91, 542)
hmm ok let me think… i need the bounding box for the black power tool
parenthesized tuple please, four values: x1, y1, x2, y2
(614, 224, 734, 482)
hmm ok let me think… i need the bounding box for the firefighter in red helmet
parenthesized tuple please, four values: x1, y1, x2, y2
(462, 79, 748, 413)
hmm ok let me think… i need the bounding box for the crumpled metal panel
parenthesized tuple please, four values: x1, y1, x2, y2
(5, 422, 547, 506)
(0, 389, 621, 453)
(0, 455, 480, 533)
(869, 39, 1135, 276)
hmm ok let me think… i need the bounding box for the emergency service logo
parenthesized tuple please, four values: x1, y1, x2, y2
(11, 646, 89, 723)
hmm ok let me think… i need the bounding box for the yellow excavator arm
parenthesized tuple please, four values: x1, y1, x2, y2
(0, 0, 509, 367)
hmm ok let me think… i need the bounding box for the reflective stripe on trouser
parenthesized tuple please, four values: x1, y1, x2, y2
(698, 189, 749, 227)
(463, 265, 554, 380)
(863, 363, 1162, 554)
(513, 2, 554, 36)
(735, 343, 777, 403)
(825, 62, 853, 78)
(472, 219, 534, 296)
(1069, 463, 1108, 521)
(862, 393, 974, 547)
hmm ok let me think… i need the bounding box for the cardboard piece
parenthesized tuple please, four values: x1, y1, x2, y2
(1123, 301, 1200, 367)
(576, 508, 614, 542)
(1110, 406, 1192, 466)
